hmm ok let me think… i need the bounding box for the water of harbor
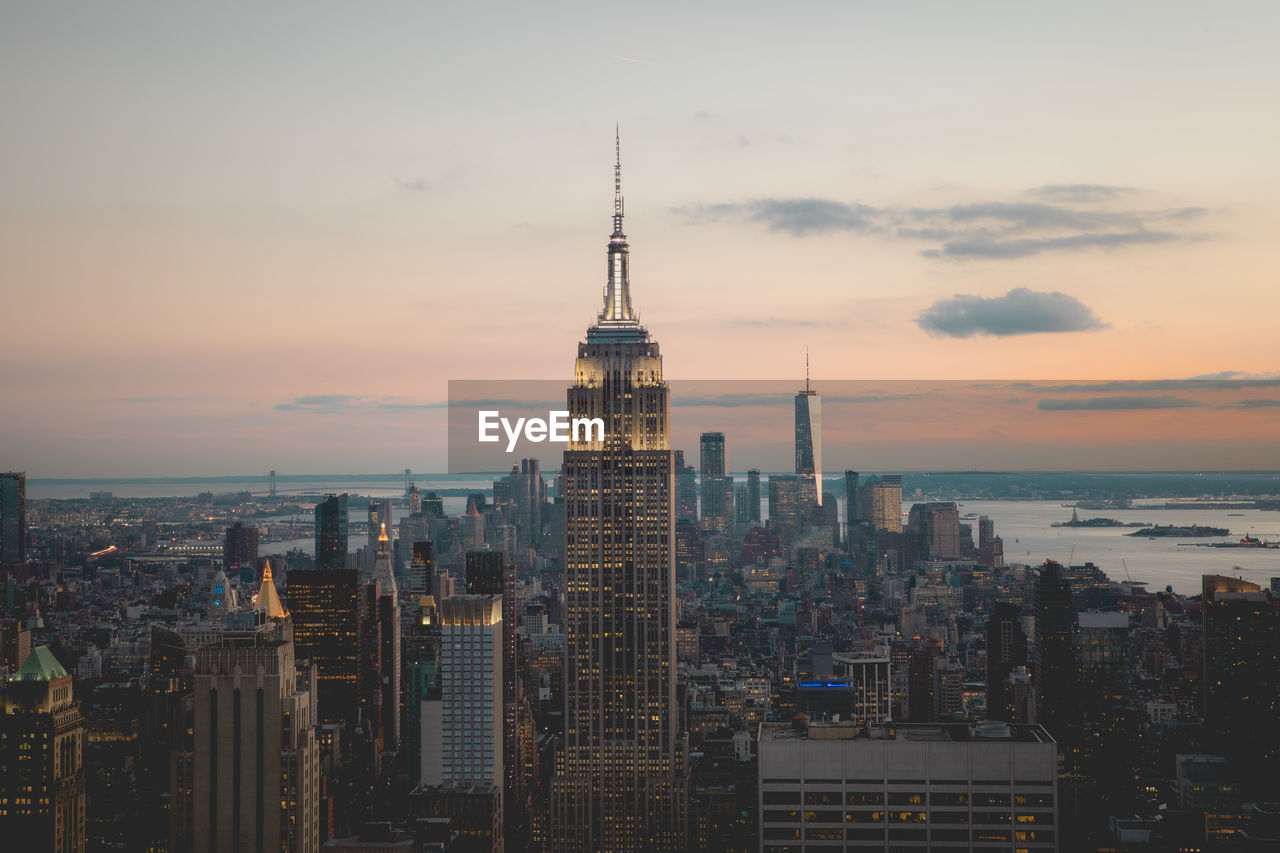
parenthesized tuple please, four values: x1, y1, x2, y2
(27, 476, 1280, 596)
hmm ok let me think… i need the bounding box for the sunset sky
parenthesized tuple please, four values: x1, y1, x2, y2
(3, 2, 1278, 476)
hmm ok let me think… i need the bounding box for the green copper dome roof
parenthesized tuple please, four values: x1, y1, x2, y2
(14, 645, 68, 682)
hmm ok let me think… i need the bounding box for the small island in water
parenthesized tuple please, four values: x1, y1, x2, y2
(1126, 524, 1231, 538)
(1053, 509, 1149, 528)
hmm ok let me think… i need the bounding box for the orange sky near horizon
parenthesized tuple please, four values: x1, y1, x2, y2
(2, 3, 1279, 475)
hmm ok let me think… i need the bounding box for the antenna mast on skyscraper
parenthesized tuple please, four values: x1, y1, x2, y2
(805, 346, 810, 393)
(614, 123, 623, 225)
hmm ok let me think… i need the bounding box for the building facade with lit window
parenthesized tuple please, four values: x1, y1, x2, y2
(287, 568, 362, 725)
(551, 134, 685, 852)
(192, 605, 319, 853)
(758, 720, 1058, 852)
(437, 594, 503, 787)
(0, 645, 85, 853)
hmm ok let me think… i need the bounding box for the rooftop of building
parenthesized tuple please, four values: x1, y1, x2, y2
(1078, 611, 1131, 628)
(409, 782, 501, 797)
(762, 719, 1055, 744)
(13, 645, 68, 682)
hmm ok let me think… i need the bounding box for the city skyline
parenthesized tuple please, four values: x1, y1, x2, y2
(4, 9, 1280, 848)
(4, 3, 1280, 475)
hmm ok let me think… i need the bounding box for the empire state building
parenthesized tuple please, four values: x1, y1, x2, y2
(551, 134, 686, 852)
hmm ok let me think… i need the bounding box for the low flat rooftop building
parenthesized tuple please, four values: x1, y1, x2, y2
(758, 719, 1058, 852)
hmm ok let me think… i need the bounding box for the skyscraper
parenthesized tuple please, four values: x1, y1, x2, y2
(193, 608, 319, 853)
(858, 474, 903, 533)
(675, 450, 699, 522)
(1032, 560, 1077, 740)
(767, 475, 808, 533)
(372, 524, 401, 755)
(0, 645, 85, 853)
(466, 550, 520, 823)
(906, 502, 961, 562)
(844, 470, 859, 527)
(314, 493, 349, 571)
(408, 540, 434, 601)
(699, 432, 733, 533)
(699, 431, 725, 478)
(985, 602, 1029, 723)
(552, 133, 684, 852)
(437, 595, 504, 786)
(288, 568, 362, 725)
(734, 483, 750, 523)
(1201, 574, 1279, 793)
(0, 472, 26, 566)
(222, 521, 259, 571)
(978, 515, 1004, 569)
(794, 353, 822, 507)
(366, 499, 393, 569)
(746, 468, 762, 523)
(1075, 612, 1136, 793)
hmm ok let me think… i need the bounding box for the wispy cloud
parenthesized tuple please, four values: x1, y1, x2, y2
(1219, 398, 1280, 410)
(1190, 371, 1280, 381)
(609, 54, 654, 65)
(1037, 395, 1204, 411)
(681, 189, 1207, 260)
(1030, 379, 1280, 393)
(1027, 184, 1134, 202)
(394, 177, 429, 192)
(691, 198, 881, 235)
(276, 395, 449, 413)
(924, 230, 1179, 260)
(917, 287, 1107, 338)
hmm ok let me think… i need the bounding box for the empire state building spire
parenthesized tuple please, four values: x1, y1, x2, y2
(591, 127, 643, 340)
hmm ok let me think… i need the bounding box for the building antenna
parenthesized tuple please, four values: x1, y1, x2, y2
(614, 123, 623, 223)
(805, 346, 810, 393)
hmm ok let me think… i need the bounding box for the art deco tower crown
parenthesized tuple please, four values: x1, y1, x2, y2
(589, 127, 646, 343)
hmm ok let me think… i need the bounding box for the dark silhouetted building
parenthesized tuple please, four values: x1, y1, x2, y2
(1, 472, 25, 566)
(288, 569, 362, 725)
(675, 451, 698, 523)
(986, 602, 1029, 723)
(222, 521, 259, 571)
(746, 468, 762, 523)
(906, 502, 961, 562)
(1033, 560, 1077, 741)
(314, 493, 349, 571)
(1201, 574, 1279, 795)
